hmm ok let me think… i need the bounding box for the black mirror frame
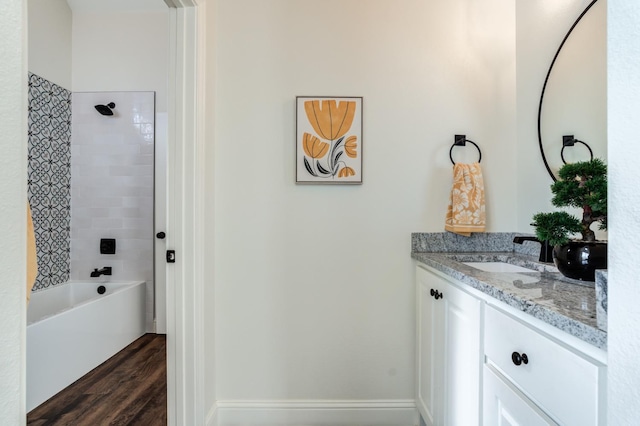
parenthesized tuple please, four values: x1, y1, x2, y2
(536, 0, 600, 182)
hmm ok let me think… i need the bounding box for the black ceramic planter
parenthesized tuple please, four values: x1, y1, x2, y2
(553, 241, 608, 282)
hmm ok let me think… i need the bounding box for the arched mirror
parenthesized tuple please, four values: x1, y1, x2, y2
(538, 0, 606, 181)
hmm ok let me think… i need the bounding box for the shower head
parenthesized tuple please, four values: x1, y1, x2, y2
(94, 102, 116, 116)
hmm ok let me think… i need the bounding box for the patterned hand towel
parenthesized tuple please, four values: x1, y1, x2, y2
(445, 162, 486, 236)
(27, 202, 38, 304)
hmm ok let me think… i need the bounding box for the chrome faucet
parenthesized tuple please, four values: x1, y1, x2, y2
(513, 236, 554, 263)
(90, 267, 112, 277)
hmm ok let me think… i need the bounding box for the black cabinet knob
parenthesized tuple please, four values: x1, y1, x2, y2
(156, 232, 166, 239)
(430, 289, 443, 300)
(511, 351, 529, 366)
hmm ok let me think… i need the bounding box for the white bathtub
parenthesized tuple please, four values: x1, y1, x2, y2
(27, 280, 146, 412)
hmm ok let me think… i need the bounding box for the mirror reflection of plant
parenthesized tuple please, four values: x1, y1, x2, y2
(302, 100, 358, 179)
(532, 158, 607, 246)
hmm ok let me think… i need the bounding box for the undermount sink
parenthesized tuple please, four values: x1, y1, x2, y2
(463, 262, 538, 273)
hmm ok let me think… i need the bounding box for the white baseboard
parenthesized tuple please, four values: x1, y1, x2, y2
(213, 399, 417, 426)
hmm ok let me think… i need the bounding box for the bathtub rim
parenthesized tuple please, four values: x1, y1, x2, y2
(27, 280, 146, 326)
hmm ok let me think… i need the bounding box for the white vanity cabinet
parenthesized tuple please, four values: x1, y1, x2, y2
(415, 264, 607, 426)
(483, 363, 557, 425)
(416, 265, 482, 426)
(483, 305, 606, 426)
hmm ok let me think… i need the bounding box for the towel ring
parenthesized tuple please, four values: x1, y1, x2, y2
(450, 135, 482, 165)
(561, 135, 593, 164)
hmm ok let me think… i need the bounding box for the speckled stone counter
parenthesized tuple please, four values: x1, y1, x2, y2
(412, 233, 607, 350)
(596, 270, 608, 332)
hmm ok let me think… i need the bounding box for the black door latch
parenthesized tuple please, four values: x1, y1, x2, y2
(166, 250, 176, 263)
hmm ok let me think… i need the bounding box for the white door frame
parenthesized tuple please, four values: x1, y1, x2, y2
(1, 1, 28, 424)
(166, 0, 206, 424)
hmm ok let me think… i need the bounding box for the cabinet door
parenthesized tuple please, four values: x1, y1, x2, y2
(483, 365, 557, 426)
(416, 266, 482, 426)
(441, 275, 482, 426)
(416, 267, 443, 425)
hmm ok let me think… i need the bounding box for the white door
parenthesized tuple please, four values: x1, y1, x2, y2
(441, 279, 482, 426)
(154, 113, 168, 334)
(483, 365, 557, 426)
(417, 266, 482, 426)
(416, 267, 443, 425)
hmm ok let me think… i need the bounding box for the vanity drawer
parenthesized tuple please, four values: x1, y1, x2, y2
(484, 305, 603, 426)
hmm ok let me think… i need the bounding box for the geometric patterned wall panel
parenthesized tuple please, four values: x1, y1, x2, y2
(28, 73, 72, 291)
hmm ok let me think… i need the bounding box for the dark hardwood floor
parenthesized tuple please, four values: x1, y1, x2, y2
(27, 333, 166, 426)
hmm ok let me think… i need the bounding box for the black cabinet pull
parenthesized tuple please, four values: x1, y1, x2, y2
(156, 232, 166, 239)
(511, 351, 529, 366)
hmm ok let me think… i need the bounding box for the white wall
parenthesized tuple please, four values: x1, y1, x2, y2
(607, 0, 640, 422)
(211, 0, 516, 403)
(0, 0, 27, 422)
(28, 0, 72, 89)
(66, 0, 168, 13)
(72, 10, 169, 112)
(516, 0, 607, 232)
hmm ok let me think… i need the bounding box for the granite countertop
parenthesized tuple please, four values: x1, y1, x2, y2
(412, 233, 607, 350)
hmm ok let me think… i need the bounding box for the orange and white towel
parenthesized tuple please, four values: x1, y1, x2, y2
(445, 162, 486, 236)
(27, 202, 38, 304)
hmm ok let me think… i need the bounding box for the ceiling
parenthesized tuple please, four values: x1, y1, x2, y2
(65, 0, 168, 12)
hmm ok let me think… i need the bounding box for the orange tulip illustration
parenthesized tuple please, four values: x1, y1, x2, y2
(338, 167, 355, 178)
(299, 97, 360, 182)
(304, 100, 356, 141)
(344, 136, 358, 158)
(302, 133, 329, 159)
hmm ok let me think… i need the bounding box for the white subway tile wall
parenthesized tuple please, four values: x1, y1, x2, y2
(71, 92, 155, 331)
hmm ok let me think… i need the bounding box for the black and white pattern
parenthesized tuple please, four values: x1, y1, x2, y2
(28, 73, 72, 291)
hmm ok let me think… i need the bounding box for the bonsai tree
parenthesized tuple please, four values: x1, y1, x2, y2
(532, 158, 607, 246)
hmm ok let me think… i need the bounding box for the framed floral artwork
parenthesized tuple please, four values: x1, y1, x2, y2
(296, 96, 363, 184)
